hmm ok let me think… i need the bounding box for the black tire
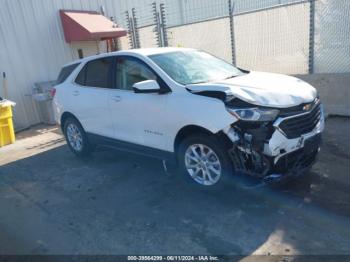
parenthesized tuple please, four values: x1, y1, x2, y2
(63, 117, 92, 157)
(177, 134, 234, 190)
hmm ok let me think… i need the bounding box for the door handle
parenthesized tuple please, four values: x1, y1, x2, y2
(73, 90, 80, 96)
(112, 95, 122, 102)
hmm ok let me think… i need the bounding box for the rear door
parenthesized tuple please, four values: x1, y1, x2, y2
(71, 57, 114, 138)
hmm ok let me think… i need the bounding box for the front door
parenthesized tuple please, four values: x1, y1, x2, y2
(109, 56, 169, 150)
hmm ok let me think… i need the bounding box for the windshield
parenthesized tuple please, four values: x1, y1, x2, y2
(149, 50, 244, 85)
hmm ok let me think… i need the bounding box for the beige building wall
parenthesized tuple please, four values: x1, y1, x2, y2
(234, 2, 310, 74)
(139, 26, 159, 48)
(167, 18, 233, 63)
(70, 41, 101, 60)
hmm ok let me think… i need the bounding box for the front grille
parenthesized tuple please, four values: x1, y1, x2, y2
(278, 102, 321, 139)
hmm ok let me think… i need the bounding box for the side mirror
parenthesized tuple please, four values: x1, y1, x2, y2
(133, 80, 161, 94)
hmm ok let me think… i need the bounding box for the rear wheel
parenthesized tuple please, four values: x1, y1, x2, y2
(63, 118, 92, 157)
(177, 134, 234, 189)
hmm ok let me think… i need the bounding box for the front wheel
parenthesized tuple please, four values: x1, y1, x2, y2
(177, 134, 234, 189)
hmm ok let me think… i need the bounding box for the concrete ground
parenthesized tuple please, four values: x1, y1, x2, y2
(0, 117, 350, 256)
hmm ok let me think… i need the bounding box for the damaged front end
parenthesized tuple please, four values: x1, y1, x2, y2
(223, 98, 325, 184)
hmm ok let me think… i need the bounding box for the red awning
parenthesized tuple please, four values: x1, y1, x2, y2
(60, 10, 127, 43)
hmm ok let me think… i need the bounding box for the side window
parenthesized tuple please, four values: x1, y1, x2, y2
(75, 57, 113, 88)
(57, 63, 80, 84)
(116, 57, 157, 91)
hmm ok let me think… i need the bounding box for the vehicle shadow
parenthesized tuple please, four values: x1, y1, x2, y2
(0, 144, 350, 255)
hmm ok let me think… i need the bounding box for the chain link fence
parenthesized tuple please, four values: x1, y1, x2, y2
(314, 0, 350, 73)
(122, 0, 350, 75)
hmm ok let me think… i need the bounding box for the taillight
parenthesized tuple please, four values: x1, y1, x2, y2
(51, 88, 56, 98)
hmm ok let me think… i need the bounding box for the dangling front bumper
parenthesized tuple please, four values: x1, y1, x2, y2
(225, 103, 325, 184)
(263, 133, 322, 184)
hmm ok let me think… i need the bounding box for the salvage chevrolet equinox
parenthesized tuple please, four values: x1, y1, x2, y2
(53, 48, 324, 188)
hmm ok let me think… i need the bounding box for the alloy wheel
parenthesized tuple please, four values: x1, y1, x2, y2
(66, 123, 83, 152)
(184, 144, 222, 186)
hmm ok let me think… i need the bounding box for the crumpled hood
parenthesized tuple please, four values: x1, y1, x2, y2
(186, 71, 317, 108)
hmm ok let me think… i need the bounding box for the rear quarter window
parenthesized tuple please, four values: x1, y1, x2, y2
(75, 57, 113, 88)
(57, 63, 80, 84)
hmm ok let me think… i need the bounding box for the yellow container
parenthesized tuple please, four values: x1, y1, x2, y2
(0, 101, 16, 147)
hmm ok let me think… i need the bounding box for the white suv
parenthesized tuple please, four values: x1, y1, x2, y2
(53, 48, 324, 187)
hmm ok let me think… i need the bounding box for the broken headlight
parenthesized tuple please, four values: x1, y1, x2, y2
(226, 107, 279, 122)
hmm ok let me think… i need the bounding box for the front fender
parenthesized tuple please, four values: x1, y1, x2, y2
(164, 93, 238, 152)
